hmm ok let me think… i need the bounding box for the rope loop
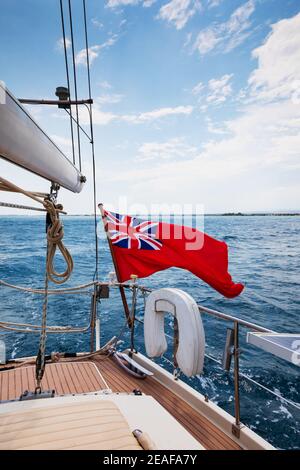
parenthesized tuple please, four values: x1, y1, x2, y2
(43, 199, 73, 284)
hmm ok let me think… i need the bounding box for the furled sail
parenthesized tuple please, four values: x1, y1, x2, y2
(0, 82, 85, 193)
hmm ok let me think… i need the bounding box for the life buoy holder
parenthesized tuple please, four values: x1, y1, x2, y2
(144, 288, 205, 377)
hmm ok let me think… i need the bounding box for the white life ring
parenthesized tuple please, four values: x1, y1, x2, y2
(144, 288, 205, 377)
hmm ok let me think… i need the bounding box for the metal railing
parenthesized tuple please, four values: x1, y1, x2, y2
(1, 279, 299, 438)
(197, 304, 273, 436)
(131, 284, 299, 437)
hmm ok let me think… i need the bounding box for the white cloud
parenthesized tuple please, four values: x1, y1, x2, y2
(97, 93, 124, 105)
(102, 35, 119, 48)
(207, 74, 233, 104)
(103, 99, 300, 211)
(248, 12, 300, 103)
(124, 105, 193, 123)
(99, 81, 112, 90)
(192, 81, 205, 95)
(98, 11, 300, 212)
(143, 0, 157, 6)
(4, 10, 300, 215)
(207, 0, 223, 8)
(183, 32, 193, 48)
(101, 10, 300, 211)
(75, 46, 101, 66)
(107, 0, 139, 6)
(157, 0, 201, 30)
(224, 101, 300, 169)
(136, 138, 197, 161)
(75, 36, 118, 66)
(194, 29, 221, 54)
(80, 104, 193, 126)
(91, 18, 104, 29)
(194, 0, 255, 55)
(107, 0, 156, 7)
(91, 108, 117, 125)
(192, 74, 233, 106)
(56, 37, 71, 50)
(205, 117, 228, 135)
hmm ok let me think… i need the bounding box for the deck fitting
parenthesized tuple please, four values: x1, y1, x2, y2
(232, 423, 242, 438)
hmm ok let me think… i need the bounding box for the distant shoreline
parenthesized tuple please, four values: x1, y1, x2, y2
(1, 212, 300, 217)
(208, 212, 300, 217)
(53, 212, 300, 217)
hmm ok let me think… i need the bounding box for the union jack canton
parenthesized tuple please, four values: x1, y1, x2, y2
(104, 210, 162, 250)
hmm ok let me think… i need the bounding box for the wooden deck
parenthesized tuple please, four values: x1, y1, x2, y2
(91, 356, 242, 450)
(0, 362, 108, 401)
(0, 356, 241, 450)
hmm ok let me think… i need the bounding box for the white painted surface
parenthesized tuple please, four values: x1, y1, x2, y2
(0, 83, 84, 193)
(247, 332, 300, 366)
(129, 351, 275, 450)
(144, 288, 205, 377)
(0, 394, 204, 450)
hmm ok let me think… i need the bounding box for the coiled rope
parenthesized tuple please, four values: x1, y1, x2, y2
(1, 337, 118, 371)
(0, 176, 53, 206)
(0, 177, 73, 284)
(43, 198, 73, 284)
(0, 176, 74, 388)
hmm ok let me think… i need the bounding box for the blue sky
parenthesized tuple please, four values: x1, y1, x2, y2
(0, 0, 300, 214)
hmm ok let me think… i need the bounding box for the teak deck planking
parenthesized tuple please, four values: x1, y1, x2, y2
(0, 356, 242, 450)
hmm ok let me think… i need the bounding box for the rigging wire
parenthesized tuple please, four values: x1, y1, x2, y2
(159, 342, 300, 412)
(83, 0, 99, 281)
(59, 0, 76, 165)
(59, 0, 99, 280)
(68, 0, 82, 172)
(64, 107, 91, 141)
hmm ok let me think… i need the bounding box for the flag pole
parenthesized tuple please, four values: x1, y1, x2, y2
(98, 203, 132, 327)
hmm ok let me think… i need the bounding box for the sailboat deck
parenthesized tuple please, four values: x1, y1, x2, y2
(90, 356, 242, 450)
(0, 356, 242, 450)
(0, 362, 109, 400)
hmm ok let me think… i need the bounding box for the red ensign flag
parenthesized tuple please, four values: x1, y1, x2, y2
(101, 208, 244, 298)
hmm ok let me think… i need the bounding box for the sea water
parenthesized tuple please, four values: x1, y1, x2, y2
(0, 215, 299, 449)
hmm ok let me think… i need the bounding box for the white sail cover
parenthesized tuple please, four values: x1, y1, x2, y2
(0, 82, 85, 193)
